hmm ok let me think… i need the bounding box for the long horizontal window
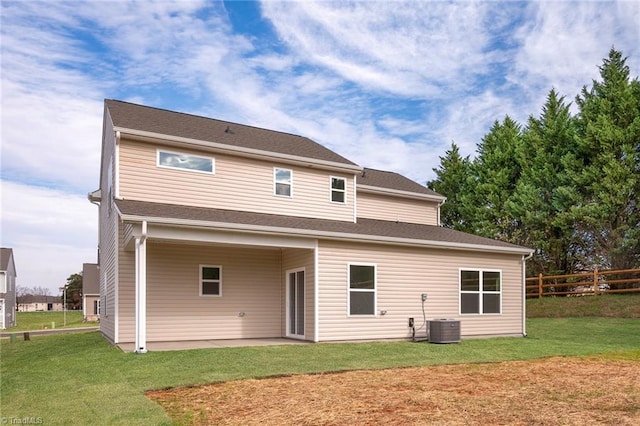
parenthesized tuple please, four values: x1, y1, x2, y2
(157, 150, 214, 174)
(460, 269, 501, 315)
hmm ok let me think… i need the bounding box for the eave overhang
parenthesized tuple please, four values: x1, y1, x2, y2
(118, 211, 533, 256)
(357, 184, 446, 203)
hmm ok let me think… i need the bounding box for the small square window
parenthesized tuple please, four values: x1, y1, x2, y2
(460, 269, 501, 314)
(274, 168, 292, 197)
(331, 177, 346, 203)
(200, 265, 222, 296)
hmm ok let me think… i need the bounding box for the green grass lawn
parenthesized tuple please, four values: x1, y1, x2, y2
(4, 311, 98, 332)
(526, 293, 640, 318)
(2, 318, 639, 425)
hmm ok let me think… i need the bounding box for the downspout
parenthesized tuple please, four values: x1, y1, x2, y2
(114, 131, 121, 199)
(313, 240, 319, 343)
(437, 199, 445, 226)
(135, 220, 148, 353)
(522, 252, 534, 337)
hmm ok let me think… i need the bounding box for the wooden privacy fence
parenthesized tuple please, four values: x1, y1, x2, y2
(526, 268, 640, 298)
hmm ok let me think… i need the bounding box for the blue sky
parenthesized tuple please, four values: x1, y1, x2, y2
(1, 0, 638, 294)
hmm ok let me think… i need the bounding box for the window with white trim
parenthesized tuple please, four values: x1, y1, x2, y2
(157, 150, 214, 174)
(274, 168, 292, 197)
(460, 269, 501, 314)
(330, 177, 346, 203)
(0, 272, 6, 293)
(200, 265, 222, 297)
(348, 264, 376, 315)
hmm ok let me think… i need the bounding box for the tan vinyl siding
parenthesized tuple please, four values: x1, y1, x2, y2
(118, 140, 355, 222)
(357, 192, 439, 225)
(281, 248, 316, 341)
(118, 242, 285, 343)
(316, 240, 523, 342)
(117, 231, 135, 343)
(84, 295, 100, 322)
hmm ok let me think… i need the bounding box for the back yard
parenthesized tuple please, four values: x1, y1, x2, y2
(1, 295, 639, 425)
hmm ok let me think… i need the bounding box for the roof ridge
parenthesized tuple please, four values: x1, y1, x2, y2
(106, 99, 310, 141)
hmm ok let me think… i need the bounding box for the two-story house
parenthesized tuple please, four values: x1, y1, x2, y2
(82, 263, 100, 322)
(1, 247, 17, 329)
(90, 100, 532, 353)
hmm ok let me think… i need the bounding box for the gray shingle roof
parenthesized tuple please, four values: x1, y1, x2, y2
(0, 248, 14, 272)
(116, 200, 530, 254)
(359, 168, 443, 197)
(105, 100, 445, 199)
(82, 263, 100, 294)
(105, 99, 358, 167)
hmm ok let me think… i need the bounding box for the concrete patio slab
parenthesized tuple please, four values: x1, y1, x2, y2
(118, 338, 310, 352)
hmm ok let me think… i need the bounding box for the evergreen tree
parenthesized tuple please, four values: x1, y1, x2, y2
(508, 89, 583, 274)
(427, 143, 471, 231)
(64, 272, 83, 310)
(463, 116, 523, 242)
(573, 48, 640, 272)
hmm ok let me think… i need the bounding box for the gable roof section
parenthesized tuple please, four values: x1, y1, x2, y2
(0, 248, 15, 274)
(358, 168, 445, 201)
(116, 200, 531, 255)
(82, 263, 100, 294)
(105, 100, 359, 169)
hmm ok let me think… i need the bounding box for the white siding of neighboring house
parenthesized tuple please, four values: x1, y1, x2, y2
(316, 240, 524, 342)
(117, 242, 288, 343)
(118, 139, 356, 222)
(98, 112, 118, 343)
(357, 191, 439, 225)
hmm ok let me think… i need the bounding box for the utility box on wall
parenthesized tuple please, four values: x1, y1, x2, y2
(429, 319, 461, 343)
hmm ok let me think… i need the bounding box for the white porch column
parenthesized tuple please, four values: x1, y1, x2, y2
(134, 221, 148, 353)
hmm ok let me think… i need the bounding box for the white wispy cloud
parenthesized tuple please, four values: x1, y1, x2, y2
(0, 181, 98, 289)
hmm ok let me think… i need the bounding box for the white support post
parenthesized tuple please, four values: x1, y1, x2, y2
(134, 221, 148, 354)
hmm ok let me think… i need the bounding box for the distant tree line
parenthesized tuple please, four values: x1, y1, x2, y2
(428, 48, 640, 278)
(16, 272, 84, 309)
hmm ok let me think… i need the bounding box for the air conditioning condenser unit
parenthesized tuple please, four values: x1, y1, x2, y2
(429, 319, 461, 343)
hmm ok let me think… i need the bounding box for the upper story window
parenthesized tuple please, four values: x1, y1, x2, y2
(460, 269, 501, 315)
(157, 150, 214, 174)
(330, 177, 346, 203)
(274, 168, 292, 197)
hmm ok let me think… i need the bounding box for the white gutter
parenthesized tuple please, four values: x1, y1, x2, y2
(357, 184, 447, 203)
(114, 127, 363, 174)
(118, 213, 533, 256)
(522, 251, 534, 337)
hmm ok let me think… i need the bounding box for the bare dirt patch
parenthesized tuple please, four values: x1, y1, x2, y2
(147, 356, 640, 425)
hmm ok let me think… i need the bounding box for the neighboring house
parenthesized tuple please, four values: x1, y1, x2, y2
(82, 263, 100, 322)
(17, 296, 63, 312)
(0, 248, 17, 329)
(90, 99, 533, 353)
